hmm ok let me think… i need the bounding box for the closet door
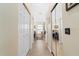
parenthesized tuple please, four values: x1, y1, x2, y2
(18, 3, 30, 56)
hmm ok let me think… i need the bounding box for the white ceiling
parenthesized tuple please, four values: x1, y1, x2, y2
(26, 3, 55, 24)
(30, 3, 50, 15)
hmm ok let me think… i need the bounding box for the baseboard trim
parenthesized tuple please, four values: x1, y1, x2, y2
(48, 46, 51, 53)
(48, 47, 55, 56)
(26, 49, 31, 56)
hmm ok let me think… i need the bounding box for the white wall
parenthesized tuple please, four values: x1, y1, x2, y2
(18, 3, 31, 56)
(0, 3, 18, 56)
(46, 12, 52, 52)
(45, 20, 48, 43)
(30, 16, 34, 48)
(62, 4, 79, 56)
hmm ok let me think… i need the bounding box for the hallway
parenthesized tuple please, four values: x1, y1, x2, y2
(0, 3, 79, 56)
(27, 39, 52, 56)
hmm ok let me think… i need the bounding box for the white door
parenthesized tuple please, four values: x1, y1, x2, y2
(18, 4, 30, 56)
